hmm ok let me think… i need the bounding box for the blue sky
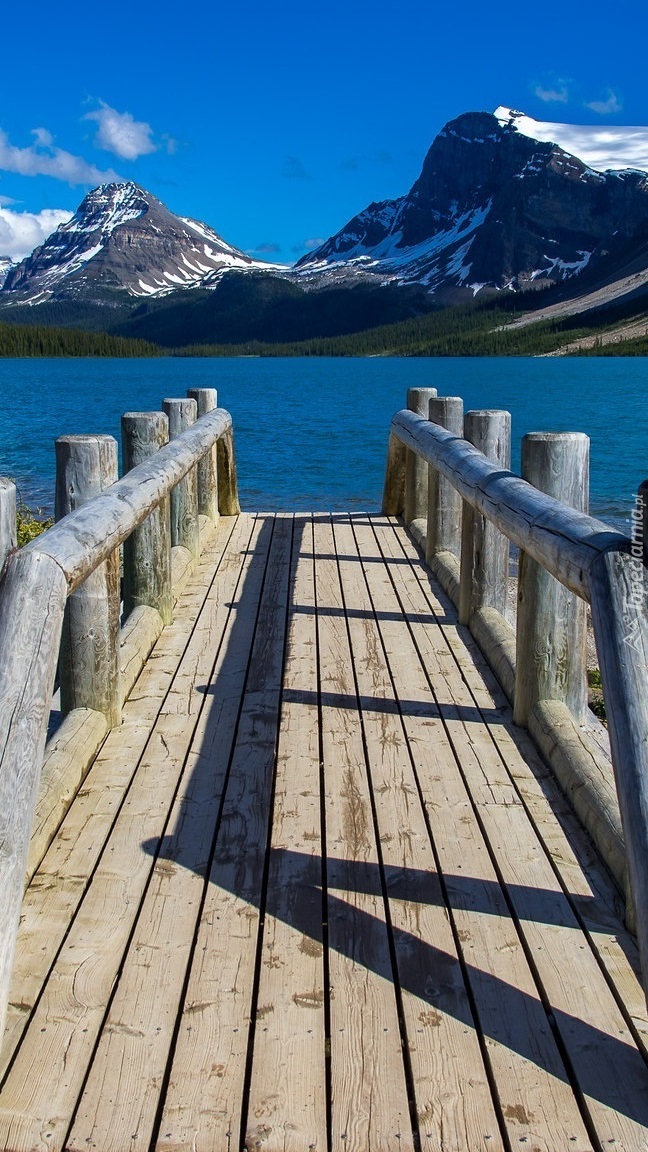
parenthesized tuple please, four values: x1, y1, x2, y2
(0, 0, 646, 263)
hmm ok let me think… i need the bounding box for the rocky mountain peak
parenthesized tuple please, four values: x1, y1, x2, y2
(1, 181, 281, 304)
(61, 181, 150, 238)
(296, 107, 648, 300)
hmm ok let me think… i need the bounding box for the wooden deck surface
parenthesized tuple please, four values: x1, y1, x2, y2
(2, 511, 648, 1152)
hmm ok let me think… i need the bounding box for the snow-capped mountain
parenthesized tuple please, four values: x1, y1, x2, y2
(296, 107, 648, 300)
(1, 183, 283, 304)
(3, 108, 648, 327)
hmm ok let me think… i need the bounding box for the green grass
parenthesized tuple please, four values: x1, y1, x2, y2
(587, 667, 607, 724)
(15, 503, 54, 547)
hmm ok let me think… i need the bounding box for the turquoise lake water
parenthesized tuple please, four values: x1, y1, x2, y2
(0, 356, 645, 529)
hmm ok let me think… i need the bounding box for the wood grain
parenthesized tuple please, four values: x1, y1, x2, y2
(337, 513, 503, 1151)
(0, 478, 16, 573)
(122, 411, 173, 626)
(244, 515, 327, 1152)
(187, 388, 219, 522)
(373, 514, 595, 1150)
(390, 407, 626, 599)
(0, 549, 67, 1049)
(155, 514, 292, 1151)
(314, 513, 414, 1152)
(2, 513, 647, 1151)
(55, 434, 121, 726)
(0, 518, 245, 1137)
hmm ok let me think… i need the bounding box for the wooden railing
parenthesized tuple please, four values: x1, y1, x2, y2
(384, 388, 648, 1000)
(0, 389, 239, 1042)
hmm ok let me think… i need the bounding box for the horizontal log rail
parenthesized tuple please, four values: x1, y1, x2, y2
(384, 402, 648, 1003)
(0, 402, 238, 1044)
(387, 408, 628, 599)
(25, 407, 234, 592)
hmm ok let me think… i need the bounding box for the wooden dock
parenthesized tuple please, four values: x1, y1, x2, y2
(2, 511, 648, 1151)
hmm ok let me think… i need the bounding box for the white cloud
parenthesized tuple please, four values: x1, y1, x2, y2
(585, 90, 622, 116)
(535, 84, 569, 104)
(84, 101, 157, 160)
(0, 206, 73, 260)
(0, 127, 120, 185)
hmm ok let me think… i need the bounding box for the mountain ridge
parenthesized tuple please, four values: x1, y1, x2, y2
(2, 106, 648, 345)
(1, 183, 283, 305)
(295, 108, 648, 302)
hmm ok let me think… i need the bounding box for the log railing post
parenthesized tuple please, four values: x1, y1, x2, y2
(217, 424, 241, 516)
(514, 432, 589, 727)
(122, 412, 173, 626)
(0, 550, 68, 1048)
(404, 387, 437, 526)
(187, 388, 219, 522)
(459, 410, 511, 626)
(382, 433, 406, 516)
(163, 398, 200, 557)
(0, 477, 16, 573)
(55, 435, 121, 727)
(426, 396, 464, 572)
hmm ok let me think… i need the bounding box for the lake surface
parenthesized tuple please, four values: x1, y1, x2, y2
(0, 357, 645, 530)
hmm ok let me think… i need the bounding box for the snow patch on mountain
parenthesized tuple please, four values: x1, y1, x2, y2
(495, 107, 648, 173)
(0, 257, 15, 289)
(297, 199, 491, 290)
(66, 182, 147, 236)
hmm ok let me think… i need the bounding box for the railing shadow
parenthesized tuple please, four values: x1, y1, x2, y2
(145, 827, 648, 1124)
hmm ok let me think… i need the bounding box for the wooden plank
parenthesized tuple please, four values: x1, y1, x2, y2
(333, 513, 503, 1152)
(474, 801, 648, 1144)
(119, 604, 165, 706)
(380, 516, 648, 1145)
(0, 517, 257, 1147)
(244, 515, 328, 1152)
(63, 516, 275, 1152)
(365, 515, 594, 1151)
(155, 514, 292, 1152)
(26, 707, 109, 885)
(314, 513, 414, 1152)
